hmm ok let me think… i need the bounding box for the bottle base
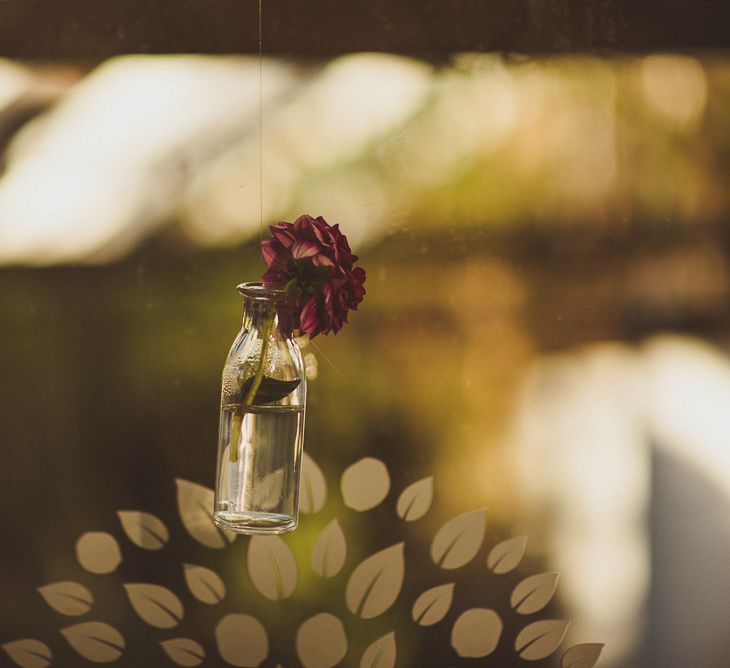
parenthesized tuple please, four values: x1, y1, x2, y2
(214, 511, 298, 535)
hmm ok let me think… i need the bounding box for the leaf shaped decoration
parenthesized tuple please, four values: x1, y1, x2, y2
(487, 536, 527, 574)
(311, 519, 347, 578)
(38, 581, 93, 616)
(411, 583, 454, 626)
(75, 532, 122, 574)
(160, 638, 206, 667)
(296, 613, 348, 668)
(511, 572, 559, 614)
(515, 619, 571, 661)
(183, 563, 226, 604)
(241, 376, 301, 404)
(396, 477, 434, 521)
(2, 639, 52, 668)
(345, 543, 405, 619)
(176, 478, 234, 549)
(60, 622, 125, 663)
(117, 511, 169, 550)
(450, 608, 502, 658)
(247, 535, 298, 600)
(562, 643, 605, 668)
(360, 632, 396, 668)
(251, 469, 284, 509)
(341, 457, 390, 511)
(300, 452, 327, 514)
(123, 583, 184, 628)
(430, 509, 487, 570)
(215, 614, 268, 667)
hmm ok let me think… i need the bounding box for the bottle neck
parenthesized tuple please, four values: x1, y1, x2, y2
(242, 298, 279, 334)
(237, 282, 295, 340)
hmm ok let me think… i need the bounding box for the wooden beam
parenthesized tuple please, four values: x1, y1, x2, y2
(1, 0, 729, 60)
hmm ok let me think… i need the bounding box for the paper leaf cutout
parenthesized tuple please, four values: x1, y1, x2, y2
(160, 638, 206, 667)
(2, 639, 52, 668)
(341, 457, 390, 511)
(411, 583, 454, 626)
(75, 532, 121, 574)
(296, 613, 348, 668)
(38, 581, 93, 616)
(311, 518, 347, 578)
(251, 469, 284, 509)
(247, 535, 298, 600)
(123, 583, 184, 628)
(215, 614, 268, 667)
(60, 622, 125, 663)
(430, 509, 487, 569)
(117, 511, 169, 550)
(176, 478, 234, 549)
(562, 643, 605, 668)
(183, 563, 226, 604)
(516, 619, 570, 661)
(487, 536, 527, 574)
(360, 631, 396, 668)
(396, 477, 433, 521)
(511, 572, 559, 614)
(345, 542, 404, 619)
(300, 452, 327, 514)
(451, 608, 502, 658)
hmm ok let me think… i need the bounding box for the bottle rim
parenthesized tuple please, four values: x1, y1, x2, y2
(237, 281, 288, 303)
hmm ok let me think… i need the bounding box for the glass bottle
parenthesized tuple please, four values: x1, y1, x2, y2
(213, 282, 306, 534)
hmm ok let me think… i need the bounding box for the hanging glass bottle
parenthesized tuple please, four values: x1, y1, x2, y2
(213, 282, 306, 534)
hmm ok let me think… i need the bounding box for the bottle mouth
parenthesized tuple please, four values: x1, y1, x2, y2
(237, 282, 288, 302)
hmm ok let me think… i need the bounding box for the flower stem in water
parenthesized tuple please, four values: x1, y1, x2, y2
(229, 312, 276, 463)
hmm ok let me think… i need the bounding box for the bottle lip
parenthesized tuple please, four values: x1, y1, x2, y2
(237, 282, 288, 302)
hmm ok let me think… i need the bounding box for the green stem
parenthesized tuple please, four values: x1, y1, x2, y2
(228, 411, 243, 463)
(229, 311, 276, 463)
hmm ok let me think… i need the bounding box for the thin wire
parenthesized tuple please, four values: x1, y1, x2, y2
(258, 0, 264, 262)
(310, 339, 349, 382)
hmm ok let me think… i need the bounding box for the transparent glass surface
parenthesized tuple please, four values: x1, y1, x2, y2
(214, 284, 306, 534)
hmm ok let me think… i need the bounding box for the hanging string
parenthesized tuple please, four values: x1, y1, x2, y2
(258, 0, 264, 263)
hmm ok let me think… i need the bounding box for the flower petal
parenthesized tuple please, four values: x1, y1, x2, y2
(270, 223, 295, 248)
(299, 298, 322, 336)
(261, 240, 279, 268)
(311, 253, 334, 267)
(291, 239, 320, 260)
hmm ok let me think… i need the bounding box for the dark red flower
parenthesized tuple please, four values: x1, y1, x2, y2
(261, 214, 366, 337)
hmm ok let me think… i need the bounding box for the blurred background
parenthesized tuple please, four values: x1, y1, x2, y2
(1, 1, 730, 667)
